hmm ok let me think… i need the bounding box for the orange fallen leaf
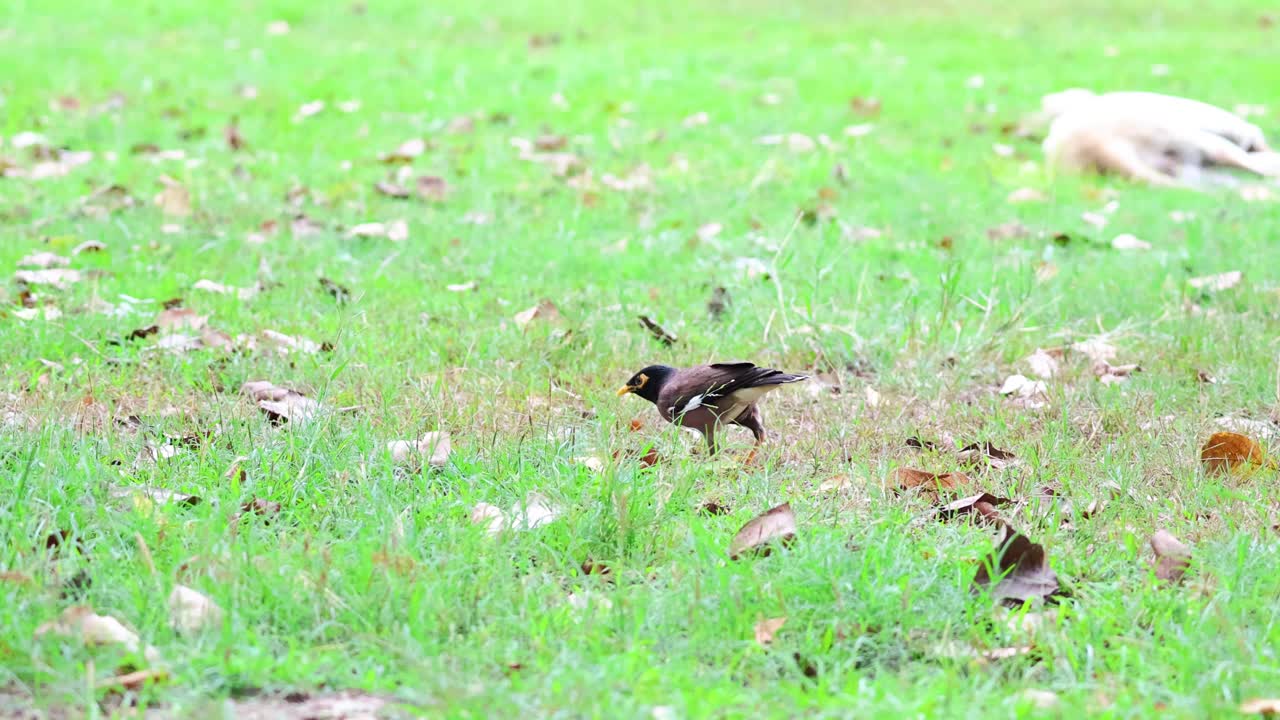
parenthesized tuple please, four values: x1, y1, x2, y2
(1201, 432, 1276, 477)
(730, 503, 796, 560)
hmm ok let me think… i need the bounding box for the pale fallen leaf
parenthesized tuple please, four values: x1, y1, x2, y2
(1240, 698, 1280, 716)
(864, 386, 881, 408)
(1188, 271, 1242, 292)
(156, 307, 207, 331)
(241, 380, 323, 425)
(843, 123, 875, 137)
(1071, 338, 1117, 363)
(1214, 416, 1278, 441)
(1150, 529, 1191, 583)
(1025, 348, 1060, 379)
(447, 281, 477, 292)
(1016, 689, 1060, 710)
(386, 431, 451, 469)
(999, 374, 1046, 398)
(168, 585, 223, 632)
(266, 19, 290, 35)
(682, 111, 709, 128)
(514, 300, 560, 327)
(73, 240, 107, 255)
(14, 268, 81, 289)
(1082, 211, 1107, 229)
(387, 219, 409, 242)
(470, 503, 506, 535)
(260, 329, 324, 354)
(35, 606, 161, 663)
(378, 138, 425, 164)
(193, 279, 258, 300)
(696, 222, 723, 241)
(729, 503, 797, 560)
(18, 251, 69, 268)
(754, 617, 787, 646)
(512, 494, 559, 530)
(1111, 233, 1151, 251)
(1007, 187, 1046, 204)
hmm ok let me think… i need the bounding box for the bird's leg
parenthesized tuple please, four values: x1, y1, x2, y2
(735, 408, 766, 465)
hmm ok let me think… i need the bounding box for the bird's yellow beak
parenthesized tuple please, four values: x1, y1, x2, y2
(616, 385, 635, 397)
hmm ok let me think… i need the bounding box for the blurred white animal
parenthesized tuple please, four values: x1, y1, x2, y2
(1039, 89, 1280, 187)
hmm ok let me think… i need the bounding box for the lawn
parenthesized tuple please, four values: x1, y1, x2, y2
(3, 0, 1280, 717)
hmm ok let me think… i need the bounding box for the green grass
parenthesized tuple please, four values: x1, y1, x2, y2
(3, 0, 1280, 717)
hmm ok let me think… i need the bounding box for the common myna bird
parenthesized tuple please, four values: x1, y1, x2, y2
(617, 362, 808, 456)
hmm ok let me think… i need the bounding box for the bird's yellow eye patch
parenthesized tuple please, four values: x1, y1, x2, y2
(617, 373, 650, 397)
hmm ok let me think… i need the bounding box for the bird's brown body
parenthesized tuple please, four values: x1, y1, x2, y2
(618, 362, 807, 454)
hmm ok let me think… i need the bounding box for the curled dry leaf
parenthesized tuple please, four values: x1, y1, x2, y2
(155, 307, 206, 331)
(97, 668, 167, 691)
(374, 181, 409, 199)
(241, 380, 323, 425)
(35, 606, 161, 663)
(168, 585, 223, 632)
(958, 441, 1018, 470)
(1201, 431, 1276, 477)
(935, 492, 1011, 525)
(1150, 530, 1191, 583)
(754, 617, 787, 647)
(1094, 361, 1142, 385)
(386, 431, 451, 469)
(1188, 270, 1242, 292)
(729, 503, 797, 560)
(637, 315, 677, 346)
(1025, 348, 1061, 379)
(514, 300, 560, 328)
(973, 527, 1060, 607)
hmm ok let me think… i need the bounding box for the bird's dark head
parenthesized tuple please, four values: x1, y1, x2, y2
(616, 364, 674, 404)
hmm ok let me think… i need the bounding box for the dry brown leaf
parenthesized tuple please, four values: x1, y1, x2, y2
(154, 177, 191, 217)
(986, 221, 1029, 240)
(754, 617, 787, 647)
(96, 668, 168, 691)
(973, 527, 1060, 606)
(1188, 271, 1242, 292)
(416, 175, 448, 202)
(1201, 432, 1276, 477)
(156, 307, 206, 331)
(260, 329, 325, 355)
(850, 96, 881, 116)
(319, 277, 350, 303)
(386, 431, 451, 469)
(958, 441, 1018, 470)
(168, 585, 223, 632)
(892, 468, 971, 501)
(1094, 361, 1142, 385)
(224, 118, 246, 151)
(1150, 530, 1191, 583)
(729, 503, 797, 560)
(637, 315, 677, 346)
(1240, 698, 1280, 716)
(514, 300, 560, 328)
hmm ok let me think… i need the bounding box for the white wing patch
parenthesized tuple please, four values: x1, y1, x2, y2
(683, 394, 705, 412)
